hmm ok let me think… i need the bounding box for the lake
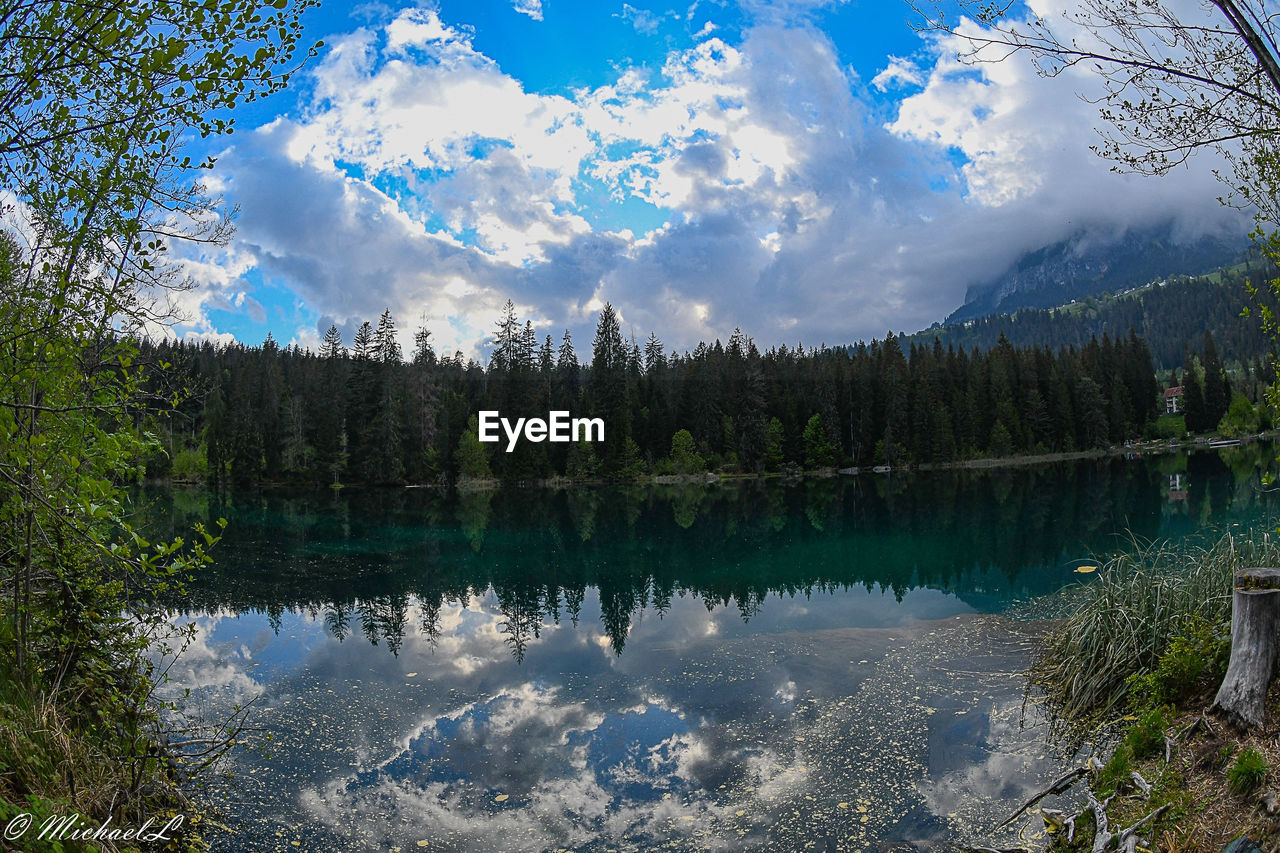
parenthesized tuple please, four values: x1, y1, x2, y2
(147, 444, 1278, 851)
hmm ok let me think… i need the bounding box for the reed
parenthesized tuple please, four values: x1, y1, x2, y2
(1031, 530, 1280, 722)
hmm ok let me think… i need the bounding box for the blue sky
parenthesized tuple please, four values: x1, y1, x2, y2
(169, 0, 1244, 357)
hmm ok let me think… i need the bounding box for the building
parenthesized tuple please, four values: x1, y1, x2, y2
(1164, 385, 1184, 415)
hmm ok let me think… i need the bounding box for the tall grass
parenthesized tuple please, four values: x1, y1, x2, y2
(1031, 530, 1280, 722)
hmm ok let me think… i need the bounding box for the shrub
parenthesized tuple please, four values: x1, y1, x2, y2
(1032, 531, 1280, 722)
(1125, 619, 1230, 712)
(1154, 414, 1186, 439)
(1123, 707, 1168, 760)
(171, 445, 208, 482)
(669, 429, 706, 474)
(1227, 748, 1267, 796)
(1096, 746, 1133, 796)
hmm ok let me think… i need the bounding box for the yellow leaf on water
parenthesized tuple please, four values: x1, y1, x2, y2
(1075, 565, 1098, 573)
(418, 842, 429, 848)
(837, 803, 848, 809)
(736, 810, 746, 817)
(494, 794, 509, 802)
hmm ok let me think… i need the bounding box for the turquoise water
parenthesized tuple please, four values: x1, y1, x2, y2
(150, 445, 1278, 851)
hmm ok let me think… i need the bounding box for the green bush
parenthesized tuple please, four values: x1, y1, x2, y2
(1124, 618, 1230, 712)
(1032, 531, 1280, 722)
(1154, 414, 1186, 439)
(1096, 746, 1133, 796)
(1218, 393, 1261, 438)
(171, 445, 208, 482)
(1227, 747, 1267, 796)
(803, 414, 837, 468)
(1123, 707, 1168, 759)
(669, 429, 706, 474)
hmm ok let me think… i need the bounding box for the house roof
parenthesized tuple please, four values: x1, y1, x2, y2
(1164, 386, 1185, 397)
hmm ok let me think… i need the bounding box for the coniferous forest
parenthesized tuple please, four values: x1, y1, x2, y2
(899, 261, 1280, 370)
(136, 300, 1260, 487)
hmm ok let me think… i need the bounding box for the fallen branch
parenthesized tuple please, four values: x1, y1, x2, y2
(996, 766, 1088, 828)
(1129, 770, 1152, 796)
(1115, 804, 1170, 853)
(1083, 791, 1169, 853)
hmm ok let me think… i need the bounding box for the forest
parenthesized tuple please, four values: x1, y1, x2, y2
(900, 259, 1279, 370)
(136, 301, 1257, 486)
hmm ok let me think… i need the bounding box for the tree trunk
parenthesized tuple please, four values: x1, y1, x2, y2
(1213, 568, 1280, 729)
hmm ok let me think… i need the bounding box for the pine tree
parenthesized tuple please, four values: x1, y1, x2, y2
(321, 324, 345, 359)
(557, 329, 581, 404)
(352, 321, 374, 360)
(1182, 352, 1207, 432)
(589, 304, 632, 473)
(644, 332, 665, 374)
(373, 309, 402, 364)
(1201, 331, 1230, 429)
(491, 301, 521, 372)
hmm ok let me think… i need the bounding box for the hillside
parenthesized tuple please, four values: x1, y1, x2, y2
(947, 223, 1249, 323)
(902, 253, 1279, 371)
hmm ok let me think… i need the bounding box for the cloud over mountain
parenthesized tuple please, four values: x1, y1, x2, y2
(177, 2, 1247, 356)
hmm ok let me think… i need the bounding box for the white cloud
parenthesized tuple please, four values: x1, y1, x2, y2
(190, 3, 1248, 354)
(512, 0, 543, 21)
(871, 55, 923, 91)
(619, 3, 662, 34)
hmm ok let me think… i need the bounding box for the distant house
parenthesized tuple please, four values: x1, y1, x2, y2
(1164, 385, 1184, 415)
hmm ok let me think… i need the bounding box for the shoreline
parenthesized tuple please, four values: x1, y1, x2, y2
(160, 430, 1277, 493)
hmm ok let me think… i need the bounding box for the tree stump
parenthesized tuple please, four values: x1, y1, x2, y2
(1213, 568, 1280, 729)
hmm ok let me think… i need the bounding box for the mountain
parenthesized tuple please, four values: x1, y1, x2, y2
(947, 223, 1249, 324)
(902, 250, 1280, 371)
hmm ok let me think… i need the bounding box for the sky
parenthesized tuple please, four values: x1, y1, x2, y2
(167, 0, 1248, 359)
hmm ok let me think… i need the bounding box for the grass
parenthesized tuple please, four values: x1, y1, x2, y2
(1032, 528, 1280, 851)
(1227, 747, 1268, 796)
(1030, 530, 1280, 723)
(0, 663, 206, 852)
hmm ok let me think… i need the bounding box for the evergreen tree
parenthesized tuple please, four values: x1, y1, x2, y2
(373, 309, 402, 364)
(803, 414, 837, 468)
(1182, 352, 1207, 432)
(321, 324, 345, 359)
(1201, 331, 1230, 428)
(455, 414, 493, 481)
(589, 303, 632, 473)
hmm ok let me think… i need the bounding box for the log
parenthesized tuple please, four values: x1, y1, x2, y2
(1213, 567, 1280, 729)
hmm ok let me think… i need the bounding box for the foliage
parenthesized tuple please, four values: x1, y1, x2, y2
(0, 0, 316, 840)
(803, 414, 838, 468)
(141, 308, 1175, 483)
(1154, 414, 1186, 440)
(1227, 748, 1268, 796)
(1031, 531, 1280, 722)
(1123, 707, 1168, 760)
(1096, 745, 1133, 797)
(1218, 393, 1262, 437)
(454, 415, 493, 481)
(0, 0, 320, 313)
(669, 429, 707, 475)
(171, 446, 209, 482)
(909, 1, 1280, 227)
(1124, 620, 1231, 713)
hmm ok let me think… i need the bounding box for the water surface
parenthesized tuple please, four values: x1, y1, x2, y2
(151, 445, 1278, 851)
